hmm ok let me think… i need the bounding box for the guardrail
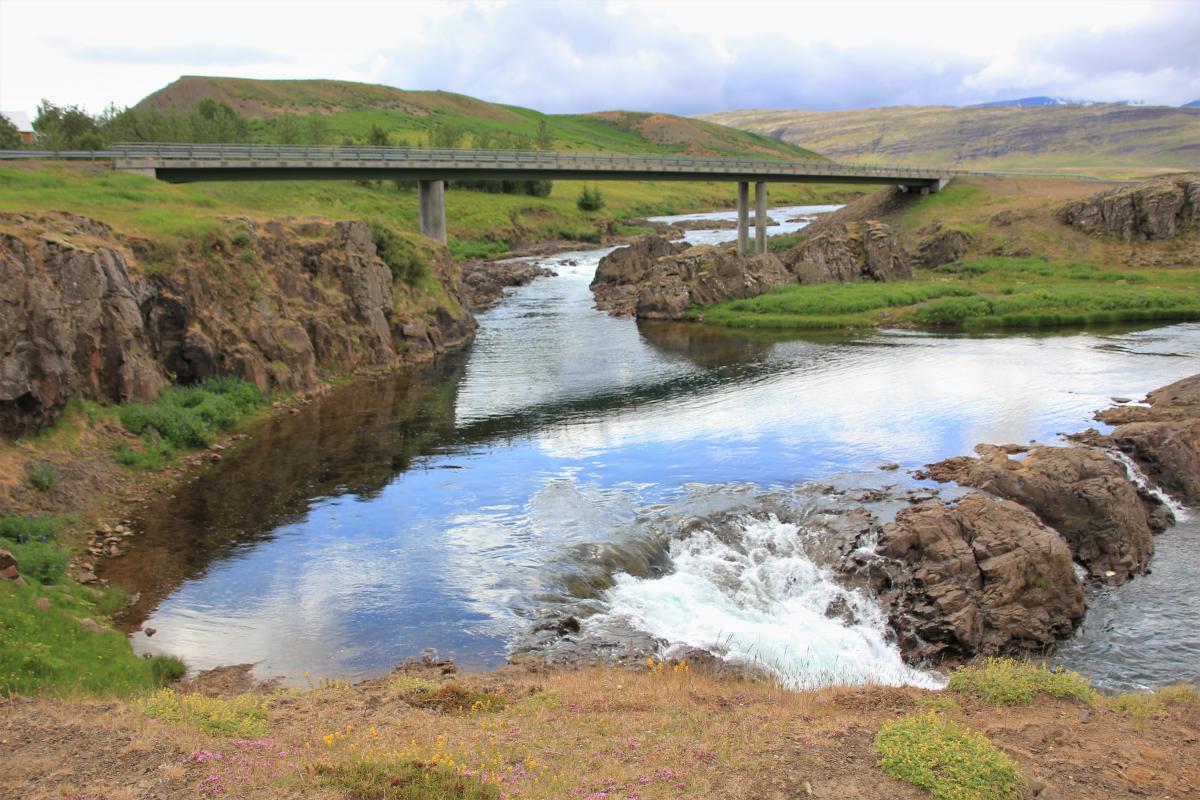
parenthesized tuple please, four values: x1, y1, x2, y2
(0, 144, 1128, 182)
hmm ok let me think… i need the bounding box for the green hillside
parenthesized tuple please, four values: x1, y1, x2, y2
(135, 76, 822, 159)
(701, 104, 1200, 174)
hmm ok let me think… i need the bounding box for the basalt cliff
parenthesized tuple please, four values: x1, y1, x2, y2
(0, 213, 476, 439)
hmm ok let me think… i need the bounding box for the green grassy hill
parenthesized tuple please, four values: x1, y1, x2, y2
(701, 104, 1200, 174)
(136, 76, 821, 159)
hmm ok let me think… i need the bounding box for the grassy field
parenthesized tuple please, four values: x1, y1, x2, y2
(135, 76, 823, 160)
(703, 103, 1200, 175)
(698, 256, 1200, 331)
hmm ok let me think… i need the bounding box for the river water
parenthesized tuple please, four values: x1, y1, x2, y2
(113, 205, 1200, 692)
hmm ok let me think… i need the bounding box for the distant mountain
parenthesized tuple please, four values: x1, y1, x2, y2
(1184, 100, 1200, 108)
(701, 103, 1200, 171)
(974, 96, 1144, 108)
(135, 76, 822, 160)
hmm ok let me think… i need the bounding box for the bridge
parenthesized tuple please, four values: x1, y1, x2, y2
(0, 144, 953, 256)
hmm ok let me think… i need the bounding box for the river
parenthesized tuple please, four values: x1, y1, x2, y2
(110, 205, 1200, 692)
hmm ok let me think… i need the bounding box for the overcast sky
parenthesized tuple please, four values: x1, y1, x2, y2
(2, 0, 1198, 119)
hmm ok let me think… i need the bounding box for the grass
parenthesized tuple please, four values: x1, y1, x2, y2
(704, 103, 1200, 172)
(0, 568, 184, 697)
(115, 375, 265, 468)
(1, 514, 69, 584)
(697, 256, 1200, 331)
(1110, 683, 1200, 721)
(141, 689, 271, 737)
(875, 711, 1024, 800)
(316, 760, 499, 800)
(947, 659, 1096, 706)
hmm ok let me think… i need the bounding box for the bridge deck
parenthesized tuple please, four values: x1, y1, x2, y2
(0, 144, 952, 188)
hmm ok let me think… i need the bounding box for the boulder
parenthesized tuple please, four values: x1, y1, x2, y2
(0, 548, 15, 573)
(875, 492, 1084, 660)
(924, 444, 1156, 581)
(1056, 174, 1200, 241)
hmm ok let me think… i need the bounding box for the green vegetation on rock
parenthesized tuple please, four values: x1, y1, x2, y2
(875, 711, 1024, 800)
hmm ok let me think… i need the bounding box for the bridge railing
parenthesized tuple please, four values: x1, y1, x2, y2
(0, 144, 1113, 182)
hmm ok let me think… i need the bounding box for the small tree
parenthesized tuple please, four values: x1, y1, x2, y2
(367, 125, 390, 147)
(0, 115, 22, 149)
(535, 118, 553, 150)
(576, 185, 605, 211)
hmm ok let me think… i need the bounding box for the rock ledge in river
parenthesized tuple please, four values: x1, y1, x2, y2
(872, 492, 1084, 661)
(924, 443, 1157, 581)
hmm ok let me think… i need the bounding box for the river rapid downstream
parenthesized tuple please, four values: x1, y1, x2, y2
(111, 206, 1200, 693)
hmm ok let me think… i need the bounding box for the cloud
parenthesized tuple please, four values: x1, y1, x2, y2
(76, 44, 286, 66)
(375, 1, 1200, 113)
(2, 0, 1198, 116)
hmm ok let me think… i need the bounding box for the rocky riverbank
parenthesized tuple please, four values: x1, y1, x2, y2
(0, 212, 475, 439)
(865, 373, 1198, 664)
(588, 221, 915, 320)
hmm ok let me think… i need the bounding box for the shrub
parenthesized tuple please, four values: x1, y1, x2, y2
(8, 540, 70, 584)
(116, 376, 264, 464)
(875, 712, 1023, 800)
(140, 689, 270, 736)
(25, 461, 60, 492)
(0, 515, 59, 543)
(948, 658, 1095, 706)
(369, 219, 428, 284)
(576, 185, 606, 211)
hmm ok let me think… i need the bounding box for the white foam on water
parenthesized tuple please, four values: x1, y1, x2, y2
(592, 515, 942, 689)
(1106, 449, 1190, 521)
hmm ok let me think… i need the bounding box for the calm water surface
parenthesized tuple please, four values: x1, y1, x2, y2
(112, 205, 1200, 690)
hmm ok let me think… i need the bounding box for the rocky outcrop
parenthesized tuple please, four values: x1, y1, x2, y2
(461, 260, 556, 311)
(591, 222, 910, 320)
(0, 213, 475, 439)
(914, 225, 971, 268)
(873, 492, 1084, 660)
(1056, 174, 1200, 241)
(924, 444, 1157, 581)
(590, 234, 688, 315)
(1092, 374, 1200, 504)
(781, 221, 911, 284)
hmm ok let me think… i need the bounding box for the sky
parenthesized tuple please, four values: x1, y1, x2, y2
(2, 0, 1198, 119)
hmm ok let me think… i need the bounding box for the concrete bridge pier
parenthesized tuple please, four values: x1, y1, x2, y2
(754, 182, 768, 255)
(736, 181, 750, 256)
(418, 179, 446, 243)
